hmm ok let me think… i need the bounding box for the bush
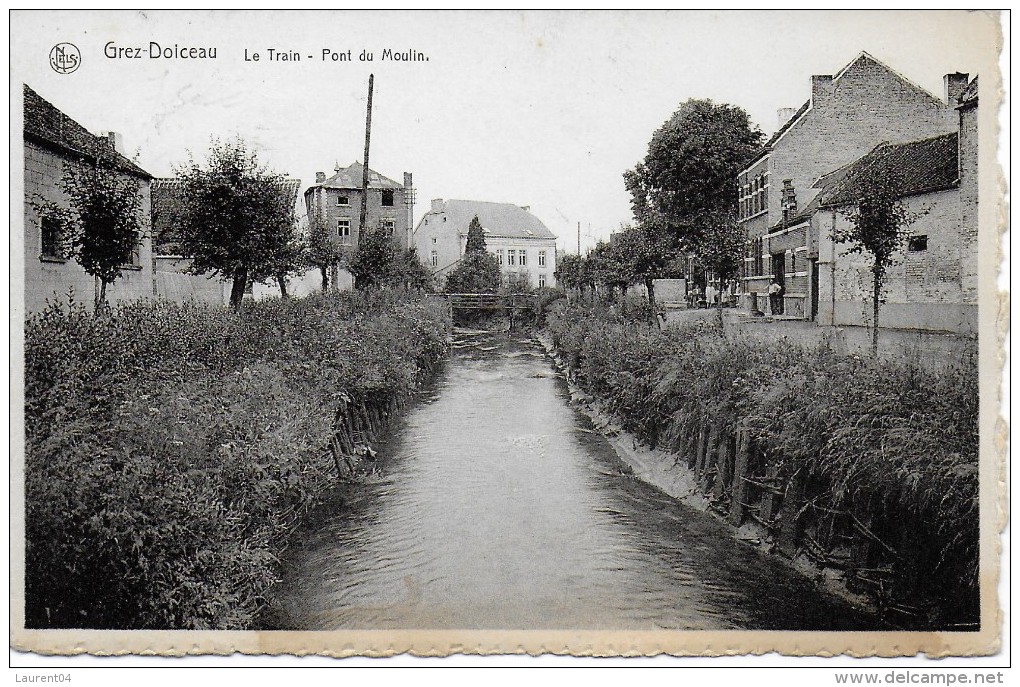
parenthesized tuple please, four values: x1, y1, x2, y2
(546, 301, 979, 617)
(24, 289, 451, 629)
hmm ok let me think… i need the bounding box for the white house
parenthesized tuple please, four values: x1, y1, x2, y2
(413, 198, 557, 289)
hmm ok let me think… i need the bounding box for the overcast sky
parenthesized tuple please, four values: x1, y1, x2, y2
(11, 10, 1003, 254)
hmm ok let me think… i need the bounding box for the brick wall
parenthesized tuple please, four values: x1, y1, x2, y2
(957, 103, 979, 303)
(24, 142, 155, 312)
(769, 56, 956, 231)
(817, 188, 976, 333)
(305, 186, 409, 255)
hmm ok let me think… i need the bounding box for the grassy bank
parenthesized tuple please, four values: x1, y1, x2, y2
(24, 290, 451, 630)
(546, 301, 980, 628)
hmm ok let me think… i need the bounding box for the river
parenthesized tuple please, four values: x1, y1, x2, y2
(265, 328, 880, 631)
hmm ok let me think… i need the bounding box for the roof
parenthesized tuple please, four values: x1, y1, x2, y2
(23, 84, 151, 179)
(744, 52, 946, 169)
(417, 199, 556, 240)
(958, 75, 978, 109)
(151, 176, 302, 250)
(304, 161, 403, 192)
(814, 132, 959, 207)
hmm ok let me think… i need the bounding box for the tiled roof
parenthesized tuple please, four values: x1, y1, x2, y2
(151, 176, 302, 252)
(23, 84, 151, 179)
(815, 133, 959, 207)
(417, 199, 556, 240)
(306, 161, 403, 191)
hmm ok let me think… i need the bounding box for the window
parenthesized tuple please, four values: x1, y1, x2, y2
(430, 250, 438, 267)
(432, 237, 438, 244)
(538, 273, 546, 288)
(122, 244, 141, 268)
(381, 218, 395, 235)
(908, 235, 928, 252)
(538, 250, 546, 267)
(337, 195, 350, 206)
(40, 216, 63, 259)
(381, 190, 394, 207)
(496, 249, 504, 265)
(519, 250, 527, 267)
(507, 249, 517, 266)
(338, 218, 352, 244)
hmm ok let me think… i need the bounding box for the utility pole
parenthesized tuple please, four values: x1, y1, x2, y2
(577, 221, 581, 255)
(358, 74, 374, 248)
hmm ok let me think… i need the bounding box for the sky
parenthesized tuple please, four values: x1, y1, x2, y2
(11, 10, 1004, 255)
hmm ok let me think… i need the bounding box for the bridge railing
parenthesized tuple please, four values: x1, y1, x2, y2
(435, 293, 540, 310)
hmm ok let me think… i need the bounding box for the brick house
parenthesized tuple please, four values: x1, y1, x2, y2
(413, 199, 558, 289)
(302, 162, 414, 290)
(809, 77, 979, 334)
(736, 53, 965, 319)
(23, 84, 154, 312)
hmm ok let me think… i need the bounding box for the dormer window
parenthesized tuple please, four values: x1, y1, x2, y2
(381, 190, 394, 207)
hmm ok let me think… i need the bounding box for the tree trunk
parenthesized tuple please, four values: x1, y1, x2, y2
(97, 279, 108, 310)
(872, 269, 881, 355)
(277, 274, 289, 299)
(645, 277, 656, 309)
(320, 265, 329, 292)
(229, 268, 248, 312)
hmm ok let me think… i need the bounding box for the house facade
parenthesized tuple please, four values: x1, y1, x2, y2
(23, 84, 154, 312)
(414, 199, 558, 289)
(736, 53, 965, 319)
(303, 162, 414, 252)
(811, 77, 979, 334)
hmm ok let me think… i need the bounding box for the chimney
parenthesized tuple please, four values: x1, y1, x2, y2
(315, 171, 326, 183)
(105, 131, 124, 154)
(944, 72, 970, 105)
(777, 107, 797, 128)
(781, 179, 797, 223)
(403, 172, 412, 189)
(431, 198, 444, 213)
(811, 75, 834, 108)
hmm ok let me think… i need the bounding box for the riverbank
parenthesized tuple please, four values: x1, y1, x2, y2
(540, 301, 980, 630)
(23, 289, 451, 630)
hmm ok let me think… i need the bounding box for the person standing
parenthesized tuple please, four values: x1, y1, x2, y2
(768, 279, 783, 315)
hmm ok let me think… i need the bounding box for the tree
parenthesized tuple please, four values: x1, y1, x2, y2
(832, 170, 917, 354)
(44, 152, 146, 307)
(264, 224, 306, 298)
(347, 228, 435, 291)
(174, 138, 296, 311)
(554, 253, 585, 298)
(347, 226, 397, 289)
(624, 99, 762, 251)
(443, 251, 501, 294)
(443, 213, 501, 294)
(586, 240, 630, 302)
(389, 248, 435, 291)
(304, 207, 344, 291)
(464, 215, 487, 253)
(612, 223, 686, 308)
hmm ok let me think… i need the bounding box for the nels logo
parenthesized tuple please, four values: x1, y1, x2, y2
(49, 42, 81, 74)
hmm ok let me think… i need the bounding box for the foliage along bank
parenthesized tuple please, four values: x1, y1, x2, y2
(24, 290, 451, 630)
(546, 301, 980, 629)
